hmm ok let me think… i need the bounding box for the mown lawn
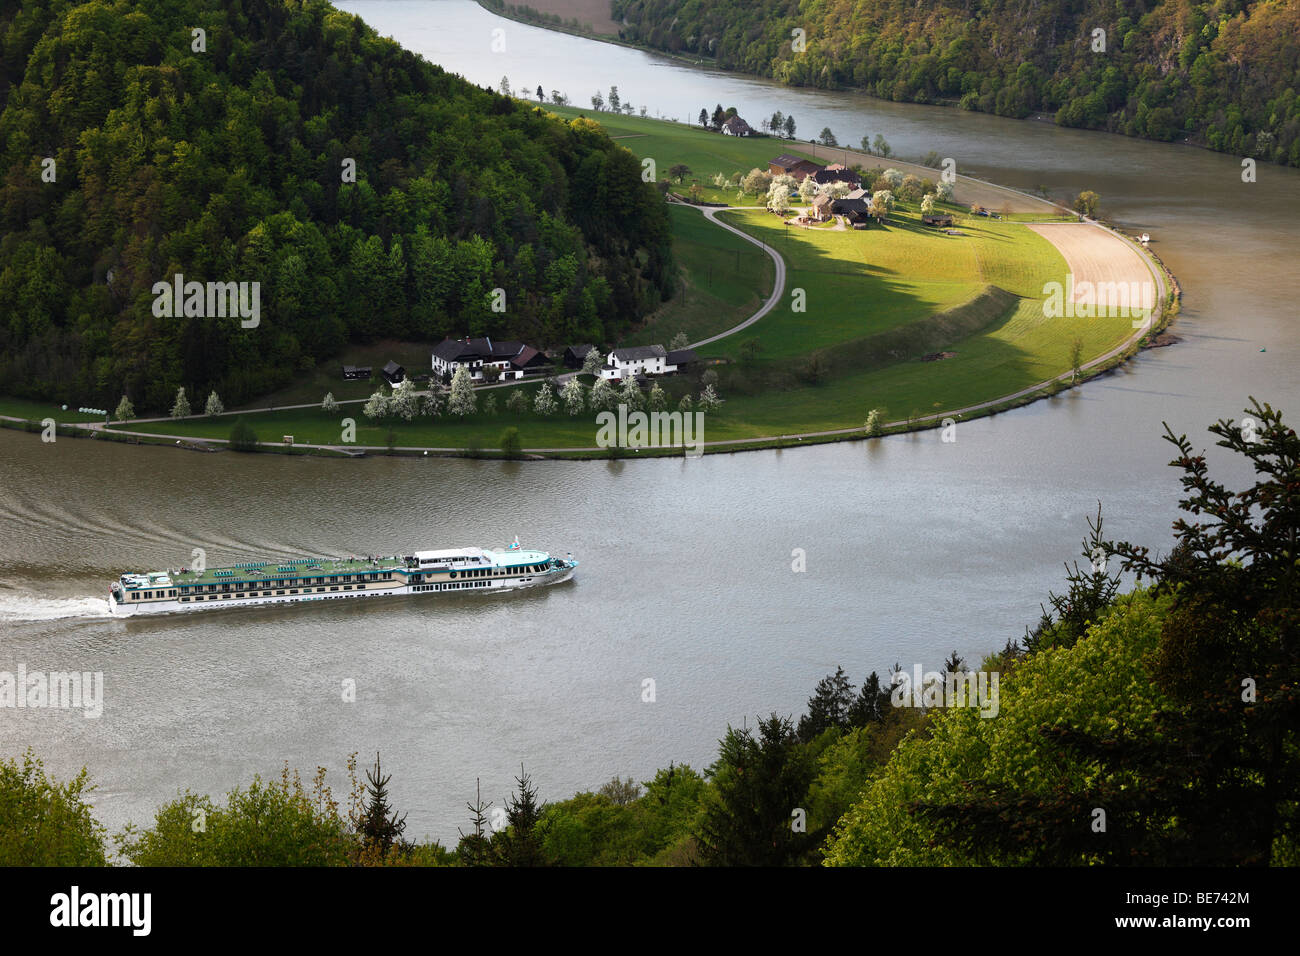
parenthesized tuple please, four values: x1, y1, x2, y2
(696, 203, 1068, 362)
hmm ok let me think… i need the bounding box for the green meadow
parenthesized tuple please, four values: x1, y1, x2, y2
(545, 105, 829, 203)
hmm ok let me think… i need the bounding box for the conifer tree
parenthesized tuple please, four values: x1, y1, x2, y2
(797, 666, 855, 741)
(490, 766, 550, 867)
(358, 753, 408, 859)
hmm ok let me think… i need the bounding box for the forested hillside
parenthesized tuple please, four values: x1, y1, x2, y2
(611, 0, 1300, 165)
(0, 0, 673, 410)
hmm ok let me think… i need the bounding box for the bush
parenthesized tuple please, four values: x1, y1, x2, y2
(499, 427, 523, 459)
(228, 419, 259, 452)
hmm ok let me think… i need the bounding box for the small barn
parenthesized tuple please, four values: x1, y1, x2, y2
(342, 365, 372, 380)
(923, 214, 955, 228)
(564, 344, 596, 369)
(381, 360, 406, 386)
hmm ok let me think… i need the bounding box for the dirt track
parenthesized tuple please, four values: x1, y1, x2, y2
(1027, 222, 1157, 314)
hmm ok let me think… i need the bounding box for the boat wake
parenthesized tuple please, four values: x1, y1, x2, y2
(0, 594, 114, 623)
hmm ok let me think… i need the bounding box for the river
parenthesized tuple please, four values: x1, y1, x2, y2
(0, 0, 1295, 847)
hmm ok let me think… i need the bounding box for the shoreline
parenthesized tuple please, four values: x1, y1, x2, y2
(472, 0, 1266, 169)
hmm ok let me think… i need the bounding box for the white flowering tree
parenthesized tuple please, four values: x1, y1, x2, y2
(114, 396, 135, 421)
(170, 387, 191, 419)
(204, 391, 224, 417)
(391, 378, 418, 421)
(678, 393, 693, 413)
(936, 180, 955, 202)
(882, 168, 904, 189)
(581, 346, 605, 377)
(798, 176, 819, 204)
(322, 391, 339, 414)
(698, 383, 723, 411)
(921, 194, 936, 216)
(422, 392, 442, 417)
(561, 378, 585, 415)
(362, 389, 390, 421)
(767, 183, 791, 215)
(589, 377, 617, 412)
(619, 375, 643, 411)
(647, 382, 667, 412)
(448, 365, 477, 416)
(669, 331, 689, 350)
(870, 189, 895, 221)
(533, 381, 557, 416)
(865, 408, 883, 436)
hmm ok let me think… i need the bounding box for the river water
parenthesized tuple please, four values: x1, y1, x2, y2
(0, 0, 1295, 846)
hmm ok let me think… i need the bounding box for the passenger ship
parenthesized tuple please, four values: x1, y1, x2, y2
(107, 541, 577, 616)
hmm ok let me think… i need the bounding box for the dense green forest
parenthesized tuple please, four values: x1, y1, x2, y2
(6, 401, 1295, 865)
(610, 0, 1300, 165)
(0, 0, 673, 410)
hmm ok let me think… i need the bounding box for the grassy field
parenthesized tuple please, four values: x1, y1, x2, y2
(546, 105, 825, 204)
(230, 340, 457, 411)
(620, 204, 775, 347)
(694, 203, 1066, 362)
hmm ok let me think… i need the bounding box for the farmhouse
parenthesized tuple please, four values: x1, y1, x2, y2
(431, 337, 550, 382)
(721, 116, 754, 137)
(599, 344, 694, 380)
(923, 213, 955, 227)
(810, 193, 834, 221)
(768, 154, 822, 181)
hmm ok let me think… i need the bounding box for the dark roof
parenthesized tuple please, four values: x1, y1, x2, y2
(722, 115, 753, 134)
(432, 337, 528, 362)
(383, 360, 404, 374)
(811, 167, 861, 185)
(666, 349, 697, 366)
(831, 197, 870, 215)
(770, 155, 822, 178)
(511, 345, 550, 368)
(564, 344, 595, 358)
(612, 344, 667, 362)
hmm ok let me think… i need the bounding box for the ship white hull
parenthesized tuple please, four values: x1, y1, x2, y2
(108, 563, 576, 617)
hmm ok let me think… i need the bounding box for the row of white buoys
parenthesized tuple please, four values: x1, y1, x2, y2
(77, 406, 108, 415)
